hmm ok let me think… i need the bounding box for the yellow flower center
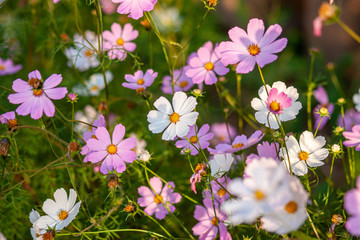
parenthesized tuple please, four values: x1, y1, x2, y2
(107, 144, 117, 155)
(254, 190, 265, 200)
(232, 143, 244, 148)
(137, 78, 145, 85)
(169, 112, 180, 123)
(0, 65, 4, 70)
(285, 201, 298, 214)
(248, 44, 260, 56)
(33, 89, 43, 96)
(204, 62, 214, 71)
(154, 195, 163, 204)
(270, 101, 280, 112)
(179, 81, 188, 88)
(7, 119, 17, 128)
(218, 188, 226, 197)
(91, 86, 99, 91)
(117, 38, 125, 46)
(58, 210, 68, 220)
(298, 151, 309, 161)
(85, 50, 92, 57)
(211, 217, 218, 226)
(190, 136, 198, 143)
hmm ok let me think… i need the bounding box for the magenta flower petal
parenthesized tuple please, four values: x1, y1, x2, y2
(112, 154, 126, 173)
(12, 79, 32, 92)
(112, 124, 125, 145)
(94, 127, 112, 145)
(43, 74, 62, 89)
(150, 176, 163, 194)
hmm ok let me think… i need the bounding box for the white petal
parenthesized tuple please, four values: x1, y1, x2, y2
(175, 121, 190, 137)
(292, 161, 308, 176)
(172, 91, 187, 114)
(66, 189, 77, 211)
(53, 188, 68, 210)
(251, 98, 267, 111)
(42, 199, 60, 217)
(178, 96, 197, 115)
(179, 112, 199, 126)
(29, 209, 40, 224)
(36, 215, 58, 230)
(162, 123, 177, 141)
(153, 96, 173, 115)
(300, 131, 326, 153)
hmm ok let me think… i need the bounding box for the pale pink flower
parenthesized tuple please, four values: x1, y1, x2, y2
(112, 0, 157, 20)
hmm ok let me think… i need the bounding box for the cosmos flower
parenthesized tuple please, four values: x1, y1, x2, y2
(161, 67, 196, 94)
(122, 69, 157, 93)
(29, 209, 45, 240)
(203, 177, 231, 204)
(8, 70, 68, 120)
(246, 141, 279, 163)
(137, 176, 181, 220)
(80, 115, 106, 163)
(221, 157, 288, 225)
(103, 23, 138, 60)
(36, 188, 81, 231)
(210, 122, 236, 145)
(73, 71, 113, 97)
(147, 91, 199, 141)
(338, 108, 360, 131)
(74, 105, 100, 134)
(343, 125, 360, 151)
(129, 133, 147, 156)
(64, 31, 100, 71)
(219, 18, 287, 74)
(251, 81, 302, 129)
(153, 6, 183, 33)
(100, 0, 117, 14)
(0, 111, 16, 126)
(313, 86, 334, 130)
(85, 124, 136, 174)
(192, 198, 232, 240)
(208, 130, 264, 154)
(175, 124, 214, 155)
(280, 131, 329, 176)
(0, 58, 22, 76)
(344, 175, 360, 236)
(313, 2, 339, 37)
(190, 163, 207, 194)
(112, 0, 158, 20)
(208, 153, 234, 178)
(353, 88, 360, 112)
(186, 41, 229, 85)
(261, 175, 308, 234)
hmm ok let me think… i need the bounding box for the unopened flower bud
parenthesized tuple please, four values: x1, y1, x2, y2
(326, 62, 334, 70)
(318, 2, 339, 22)
(333, 126, 344, 135)
(192, 89, 202, 97)
(0, 138, 10, 157)
(331, 144, 341, 154)
(60, 32, 70, 42)
(320, 107, 328, 115)
(138, 150, 151, 162)
(337, 98, 345, 105)
(273, 131, 280, 138)
(207, 0, 217, 7)
(140, 20, 151, 31)
(67, 93, 78, 102)
(195, 163, 207, 176)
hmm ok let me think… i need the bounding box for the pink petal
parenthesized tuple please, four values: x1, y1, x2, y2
(12, 79, 31, 92)
(313, 17, 323, 37)
(30, 97, 44, 120)
(150, 176, 163, 194)
(112, 154, 127, 173)
(259, 23, 282, 48)
(95, 127, 111, 145)
(256, 53, 278, 68)
(247, 18, 265, 44)
(43, 74, 62, 89)
(235, 56, 256, 74)
(44, 87, 68, 100)
(112, 124, 125, 145)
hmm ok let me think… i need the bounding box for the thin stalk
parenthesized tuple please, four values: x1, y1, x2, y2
(306, 209, 321, 240)
(307, 54, 316, 132)
(58, 229, 167, 238)
(313, 116, 323, 138)
(324, 155, 336, 206)
(337, 19, 360, 44)
(71, 102, 74, 140)
(236, 74, 243, 131)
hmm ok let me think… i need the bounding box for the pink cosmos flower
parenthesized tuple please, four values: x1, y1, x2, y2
(0, 111, 15, 124)
(344, 175, 360, 236)
(219, 18, 287, 74)
(80, 115, 106, 163)
(122, 69, 157, 93)
(100, 0, 117, 14)
(313, 86, 334, 130)
(190, 163, 207, 194)
(161, 67, 196, 94)
(208, 130, 264, 154)
(103, 23, 138, 60)
(8, 70, 68, 120)
(203, 177, 231, 204)
(313, 2, 338, 37)
(0, 58, 22, 76)
(112, 0, 157, 20)
(192, 198, 232, 240)
(251, 81, 302, 129)
(137, 176, 181, 220)
(343, 125, 360, 151)
(210, 122, 236, 145)
(175, 124, 214, 156)
(53, 0, 60, 3)
(186, 41, 229, 85)
(85, 124, 136, 174)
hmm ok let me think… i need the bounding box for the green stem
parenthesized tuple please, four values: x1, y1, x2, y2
(307, 54, 316, 132)
(57, 229, 167, 238)
(236, 74, 243, 132)
(337, 19, 360, 44)
(324, 155, 336, 207)
(71, 102, 74, 140)
(313, 116, 323, 138)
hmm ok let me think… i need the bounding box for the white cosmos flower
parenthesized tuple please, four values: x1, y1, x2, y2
(72, 71, 114, 97)
(251, 81, 302, 129)
(37, 188, 81, 231)
(64, 31, 100, 72)
(353, 88, 360, 112)
(280, 131, 329, 176)
(261, 175, 308, 234)
(29, 209, 46, 240)
(209, 153, 234, 178)
(147, 91, 199, 141)
(221, 157, 287, 224)
(74, 105, 99, 133)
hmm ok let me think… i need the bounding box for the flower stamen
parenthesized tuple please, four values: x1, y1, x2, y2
(211, 217, 218, 226)
(254, 190, 265, 200)
(248, 44, 260, 56)
(137, 78, 145, 85)
(58, 210, 68, 220)
(298, 151, 309, 161)
(285, 201, 298, 214)
(154, 195, 163, 204)
(232, 143, 244, 148)
(270, 101, 280, 112)
(190, 136, 198, 143)
(179, 81, 188, 88)
(33, 89, 43, 97)
(107, 144, 117, 155)
(117, 38, 125, 46)
(169, 112, 180, 123)
(204, 62, 214, 71)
